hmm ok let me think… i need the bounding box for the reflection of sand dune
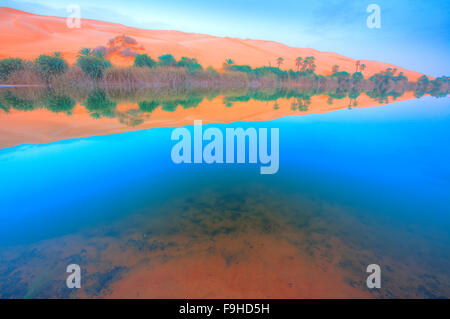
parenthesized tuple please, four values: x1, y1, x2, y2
(0, 7, 425, 80)
(0, 92, 416, 148)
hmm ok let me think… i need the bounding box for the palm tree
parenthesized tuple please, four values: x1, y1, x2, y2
(301, 57, 308, 72)
(304, 56, 315, 73)
(355, 60, 361, 72)
(277, 57, 284, 68)
(295, 57, 303, 71)
(332, 64, 339, 73)
(77, 48, 95, 58)
(223, 58, 234, 70)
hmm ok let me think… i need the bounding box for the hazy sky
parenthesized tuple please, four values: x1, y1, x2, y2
(4, 0, 450, 77)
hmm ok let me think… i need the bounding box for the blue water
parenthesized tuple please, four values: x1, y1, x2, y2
(0, 96, 449, 298)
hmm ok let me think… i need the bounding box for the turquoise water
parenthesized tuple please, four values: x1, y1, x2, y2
(0, 96, 449, 298)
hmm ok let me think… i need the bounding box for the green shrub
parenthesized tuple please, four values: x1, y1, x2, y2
(352, 72, 364, 83)
(331, 71, 351, 79)
(253, 66, 288, 79)
(0, 58, 24, 80)
(177, 57, 203, 73)
(77, 56, 109, 80)
(158, 54, 177, 67)
(34, 54, 68, 81)
(76, 49, 111, 80)
(134, 54, 156, 68)
(228, 64, 252, 73)
(415, 75, 430, 98)
(205, 66, 217, 74)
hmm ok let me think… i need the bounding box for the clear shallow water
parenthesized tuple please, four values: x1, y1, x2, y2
(0, 96, 449, 298)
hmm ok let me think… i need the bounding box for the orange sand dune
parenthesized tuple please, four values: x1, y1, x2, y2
(0, 7, 425, 80)
(0, 92, 416, 149)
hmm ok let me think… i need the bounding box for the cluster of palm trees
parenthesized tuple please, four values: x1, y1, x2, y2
(258, 56, 318, 72)
(281, 57, 366, 75)
(355, 60, 366, 73)
(224, 56, 371, 76)
(294, 56, 316, 73)
(331, 60, 366, 75)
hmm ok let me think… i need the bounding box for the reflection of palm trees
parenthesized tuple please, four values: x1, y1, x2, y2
(117, 109, 144, 127)
(44, 91, 75, 115)
(348, 97, 357, 109)
(291, 99, 298, 111)
(1, 91, 35, 111)
(138, 100, 159, 113)
(298, 102, 309, 112)
(296, 95, 311, 112)
(0, 101, 8, 113)
(84, 89, 117, 119)
(1, 85, 424, 128)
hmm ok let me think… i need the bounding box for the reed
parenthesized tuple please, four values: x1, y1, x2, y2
(0, 55, 448, 101)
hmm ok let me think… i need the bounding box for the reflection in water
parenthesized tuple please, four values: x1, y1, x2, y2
(0, 86, 449, 298)
(1, 85, 447, 149)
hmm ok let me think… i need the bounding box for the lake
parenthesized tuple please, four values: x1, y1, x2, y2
(0, 88, 449, 298)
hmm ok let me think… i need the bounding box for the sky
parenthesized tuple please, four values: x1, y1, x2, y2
(3, 0, 450, 77)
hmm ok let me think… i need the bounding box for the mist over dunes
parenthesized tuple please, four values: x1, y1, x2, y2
(0, 7, 425, 80)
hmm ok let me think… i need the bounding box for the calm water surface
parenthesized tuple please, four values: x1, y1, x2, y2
(0, 93, 449, 298)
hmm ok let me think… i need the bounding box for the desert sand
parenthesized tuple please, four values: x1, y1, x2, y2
(0, 7, 425, 80)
